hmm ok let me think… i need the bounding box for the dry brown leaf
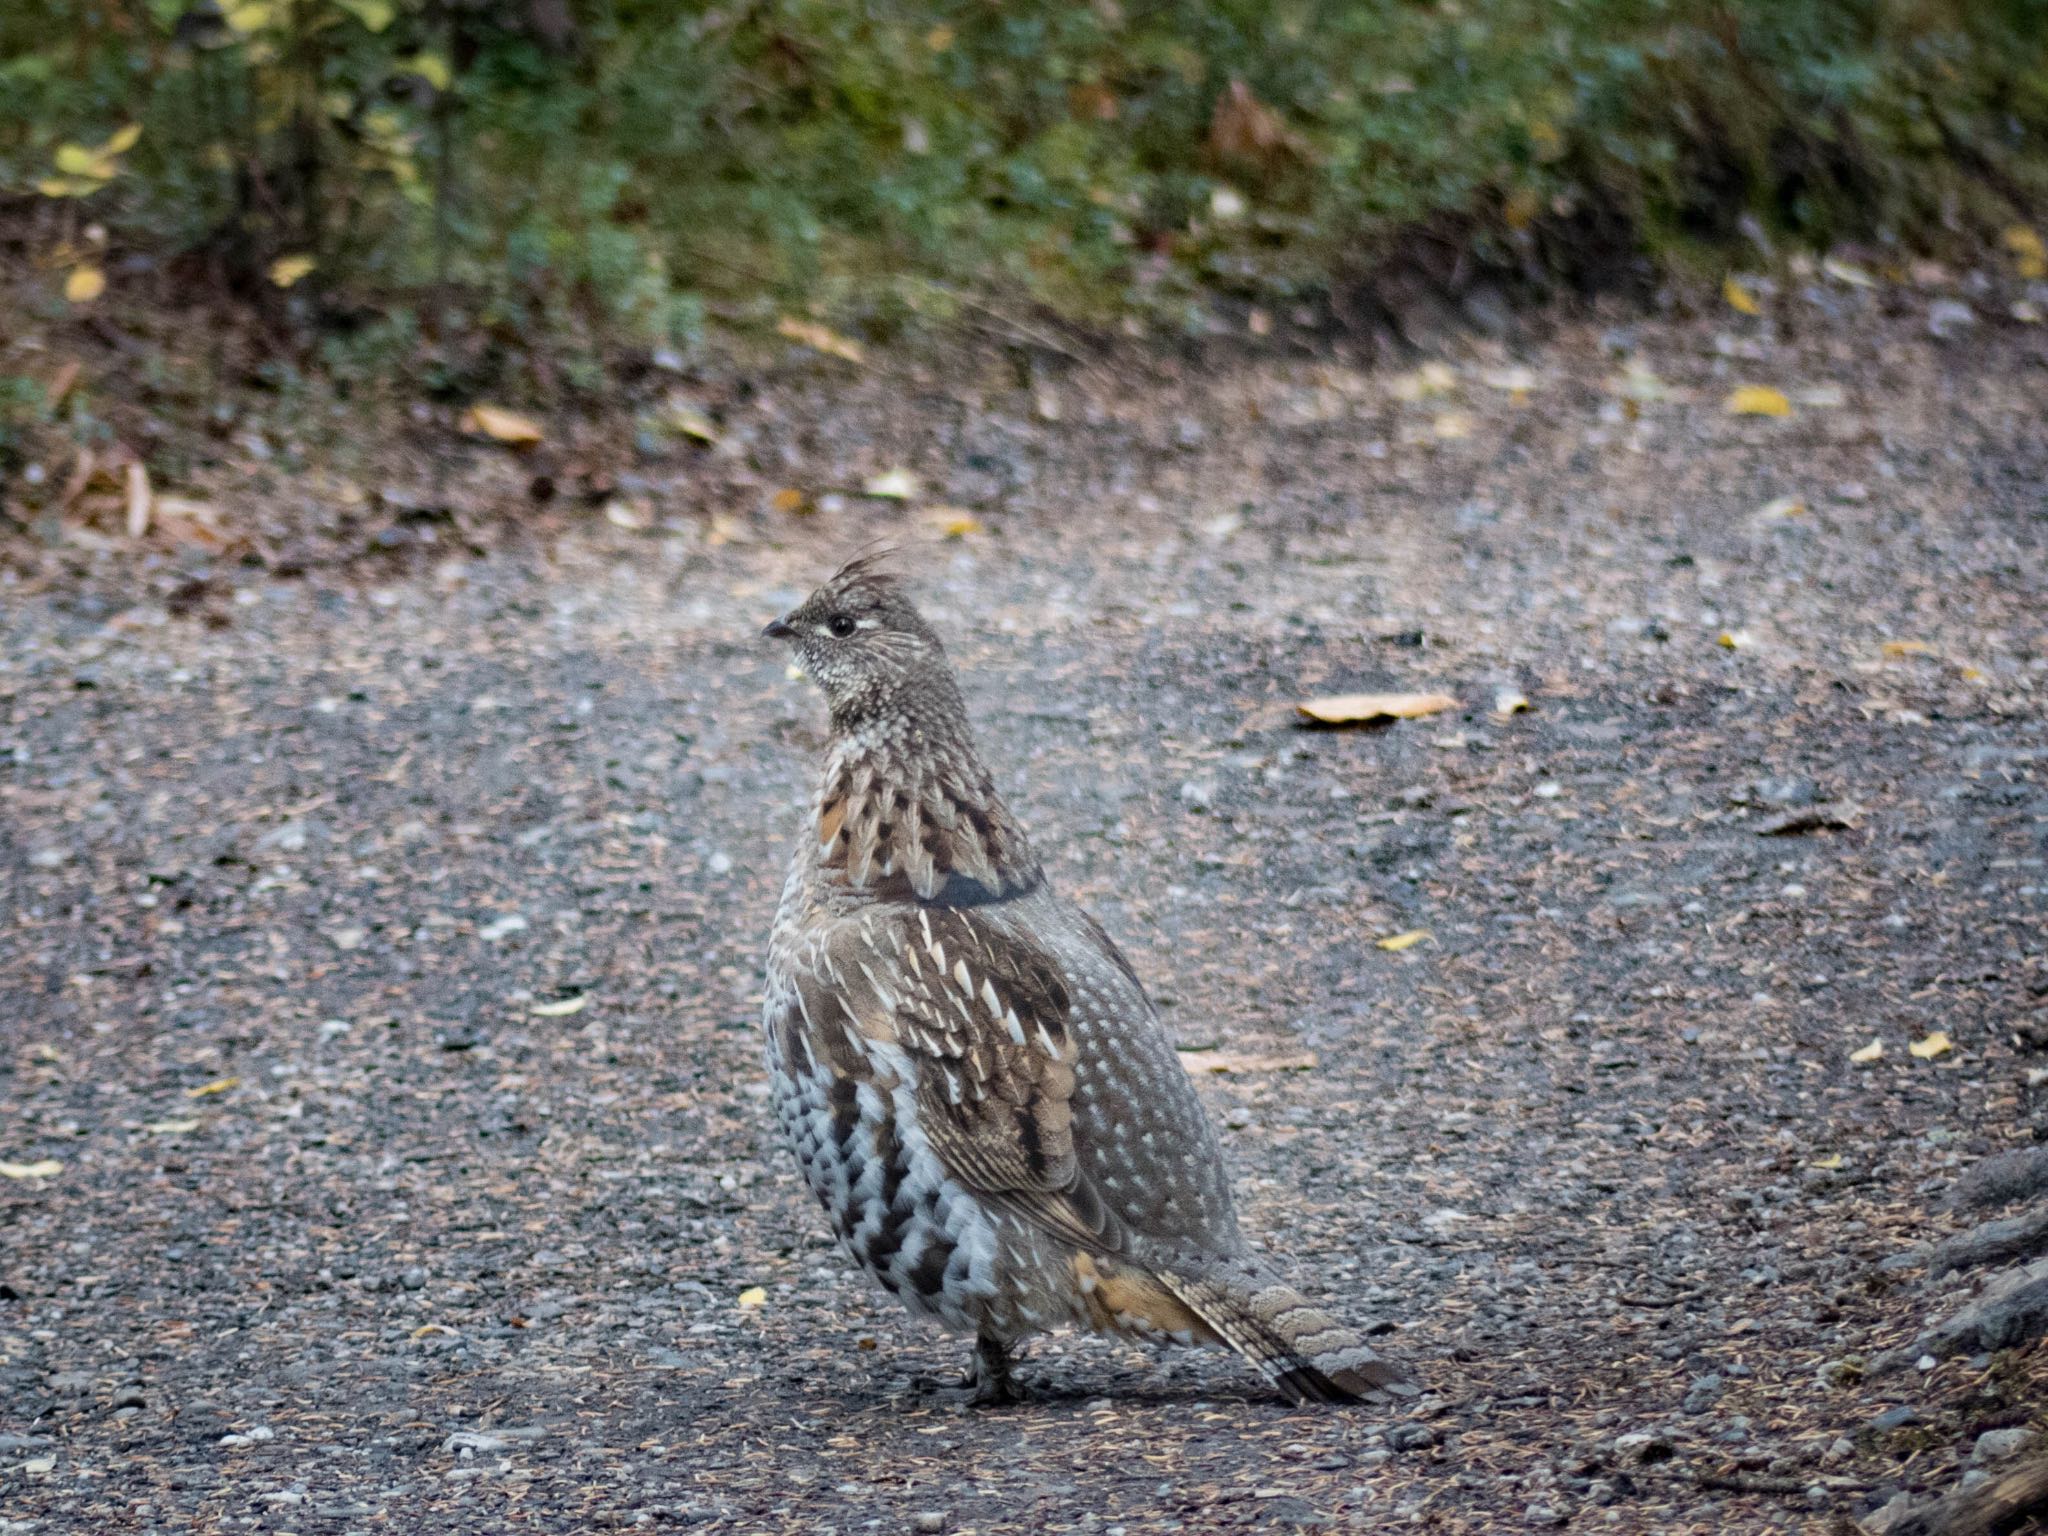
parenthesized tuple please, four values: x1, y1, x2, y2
(1297, 692, 1456, 726)
(462, 405, 544, 446)
(1207, 78, 1310, 169)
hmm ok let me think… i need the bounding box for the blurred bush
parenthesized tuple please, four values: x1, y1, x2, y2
(3, 0, 2044, 341)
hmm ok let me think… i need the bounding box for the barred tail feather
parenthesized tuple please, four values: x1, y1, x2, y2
(1159, 1268, 1419, 1407)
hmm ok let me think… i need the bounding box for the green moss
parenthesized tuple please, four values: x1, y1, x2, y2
(3, 0, 2044, 348)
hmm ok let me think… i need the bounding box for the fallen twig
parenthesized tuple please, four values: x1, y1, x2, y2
(1863, 1455, 2048, 1535)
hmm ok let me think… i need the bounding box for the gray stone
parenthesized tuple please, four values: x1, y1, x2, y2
(1386, 1422, 1437, 1452)
(1682, 1373, 1724, 1413)
(1927, 299, 1977, 340)
(1971, 1427, 2039, 1464)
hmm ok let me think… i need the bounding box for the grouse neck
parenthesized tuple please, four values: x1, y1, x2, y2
(810, 715, 1042, 906)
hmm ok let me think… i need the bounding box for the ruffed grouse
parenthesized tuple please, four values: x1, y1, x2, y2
(760, 557, 1415, 1405)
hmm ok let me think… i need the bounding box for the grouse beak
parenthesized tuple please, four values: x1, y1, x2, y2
(761, 616, 795, 641)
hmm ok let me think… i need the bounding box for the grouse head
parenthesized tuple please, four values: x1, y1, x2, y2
(762, 555, 961, 733)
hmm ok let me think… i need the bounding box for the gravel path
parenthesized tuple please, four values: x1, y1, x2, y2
(3, 304, 2045, 1533)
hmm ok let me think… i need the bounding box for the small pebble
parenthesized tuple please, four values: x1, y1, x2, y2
(1387, 1422, 1437, 1453)
(913, 1513, 947, 1534)
(1972, 1427, 2038, 1464)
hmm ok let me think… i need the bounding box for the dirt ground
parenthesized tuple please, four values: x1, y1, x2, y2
(3, 295, 2046, 1534)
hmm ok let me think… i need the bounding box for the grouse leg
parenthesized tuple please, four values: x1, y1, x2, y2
(965, 1331, 1023, 1405)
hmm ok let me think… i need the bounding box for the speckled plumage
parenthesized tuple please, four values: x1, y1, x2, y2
(761, 559, 1415, 1404)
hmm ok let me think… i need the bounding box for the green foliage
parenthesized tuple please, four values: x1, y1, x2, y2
(3, 0, 2044, 340)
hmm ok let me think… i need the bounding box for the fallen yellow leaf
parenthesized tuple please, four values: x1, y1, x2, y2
(65, 266, 106, 304)
(1809, 1154, 1844, 1170)
(2004, 226, 2048, 280)
(1726, 386, 1791, 418)
(1723, 275, 1761, 316)
(461, 404, 544, 446)
(926, 508, 981, 538)
(185, 1076, 240, 1098)
(776, 317, 864, 364)
(1377, 930, 1430, 952)
(1909, 1032, 1953, 1060)
(403, 51, 451, 91)
(530, 995, 588, 1018)
(103, 122, 143, 156)
(54, 142, 110, 177)
(1822, 257, 1875, 288)
(0, 1160, 63, 1180)
(411, 1323, 456, 1338)
(1431, 410, 1475, 441)
(1849, 1039, 1884, 1064)
(1755, 495, 1805, 519)
(1296, 692, 1457, 725)
(268, 254, 316, 287)
(1716, 631, 1751, 650)
(1881, 640, 1935, 658)
(770, 487, 809, 516)
(736, 1286, 768, 1309)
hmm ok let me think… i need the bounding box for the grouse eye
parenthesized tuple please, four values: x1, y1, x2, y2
(827, 613, 858, 638)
